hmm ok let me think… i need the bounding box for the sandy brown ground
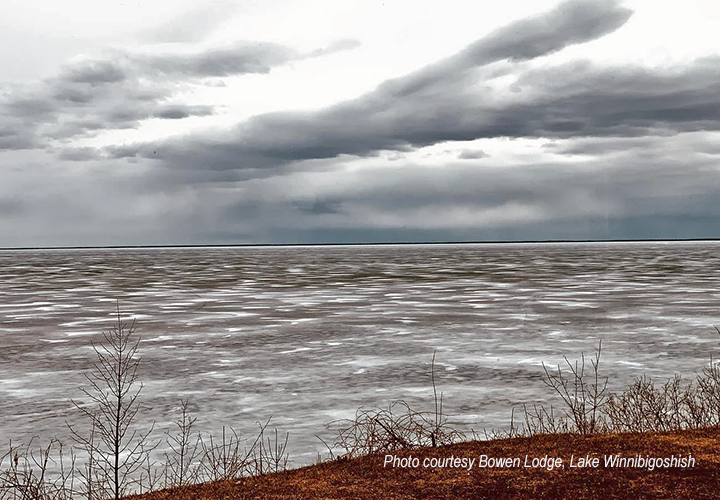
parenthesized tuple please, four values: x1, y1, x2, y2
(130, 428, 720, 499)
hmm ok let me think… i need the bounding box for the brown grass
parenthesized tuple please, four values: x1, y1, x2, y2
(127, 427, 720, 500)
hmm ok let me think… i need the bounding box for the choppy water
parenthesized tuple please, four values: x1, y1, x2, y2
(1, 242, 720, 465)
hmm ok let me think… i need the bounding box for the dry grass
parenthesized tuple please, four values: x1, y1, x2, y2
(126, 427, 720, 500)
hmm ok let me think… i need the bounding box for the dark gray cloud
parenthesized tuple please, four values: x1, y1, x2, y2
(56, 147, 103, 162)
(5, 95, 58, 117)
(60, 59, 128, 84)
(457, 149, 489, 160)
(130, 42, 298, 77)
(378, 0, 632, 99)
(127, 38, 361, 78)
(191, 135, 720, 244)
(0, 126, 39, 150)
(1, 62, 196, 151)
(4, 130, 720, 246)
(153, 104, 214, 120)
(0, 37, 359, 152)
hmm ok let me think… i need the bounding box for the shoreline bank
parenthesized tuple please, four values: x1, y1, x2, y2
(128, 427, 720, 499)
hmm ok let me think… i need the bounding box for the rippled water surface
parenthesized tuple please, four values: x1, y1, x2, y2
(1, 242, 720, 464)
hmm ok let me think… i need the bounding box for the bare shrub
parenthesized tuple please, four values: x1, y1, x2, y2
(197, 419, 269, 482)
(686, 326, 720, 427)
(519, 404, 571, 436)
(531, 328, 720, 435)
(0, 438, 76, 500)
(328, 352, 463, 458)
(602, 332, 720, 433)
(605, 375, 691, 432)
(197, 427, 246, 482)
(537, 341, 608, 435)
(689, 360, 720, 427)
(331, 400, 463, 458)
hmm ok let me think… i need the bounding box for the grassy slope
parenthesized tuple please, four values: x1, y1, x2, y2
(130, 428, 720, 499)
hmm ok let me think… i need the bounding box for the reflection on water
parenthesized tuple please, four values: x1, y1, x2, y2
(1, 242, 720, 464)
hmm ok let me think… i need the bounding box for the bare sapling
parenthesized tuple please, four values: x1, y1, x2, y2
(540, 340, 608, 435)
(163, 400, 201, 488)
(256, 425, 289, 474)
(67, 302, 156, 500)
(430, 350, 443, 447)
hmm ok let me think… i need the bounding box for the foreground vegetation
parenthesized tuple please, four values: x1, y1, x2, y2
(128, 427, 720, 500)
(3, 306, 720, 499)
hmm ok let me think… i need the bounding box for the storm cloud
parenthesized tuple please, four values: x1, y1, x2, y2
(108, 0, 720, 186)
(107, 0, 638, 169)
(2, 0, 720, 246)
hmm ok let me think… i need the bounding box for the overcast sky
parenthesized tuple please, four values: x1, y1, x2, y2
(1, 0, 719, 246)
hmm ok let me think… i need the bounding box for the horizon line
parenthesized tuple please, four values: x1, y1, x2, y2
(2, 237, 720, 251)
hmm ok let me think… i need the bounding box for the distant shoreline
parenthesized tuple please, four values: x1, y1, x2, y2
(2, 237, 720, 251)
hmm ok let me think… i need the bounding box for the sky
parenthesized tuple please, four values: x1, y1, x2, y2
(1, 0, 719, 247)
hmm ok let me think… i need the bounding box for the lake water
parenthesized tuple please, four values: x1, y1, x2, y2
(1, 242, 720, 465)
